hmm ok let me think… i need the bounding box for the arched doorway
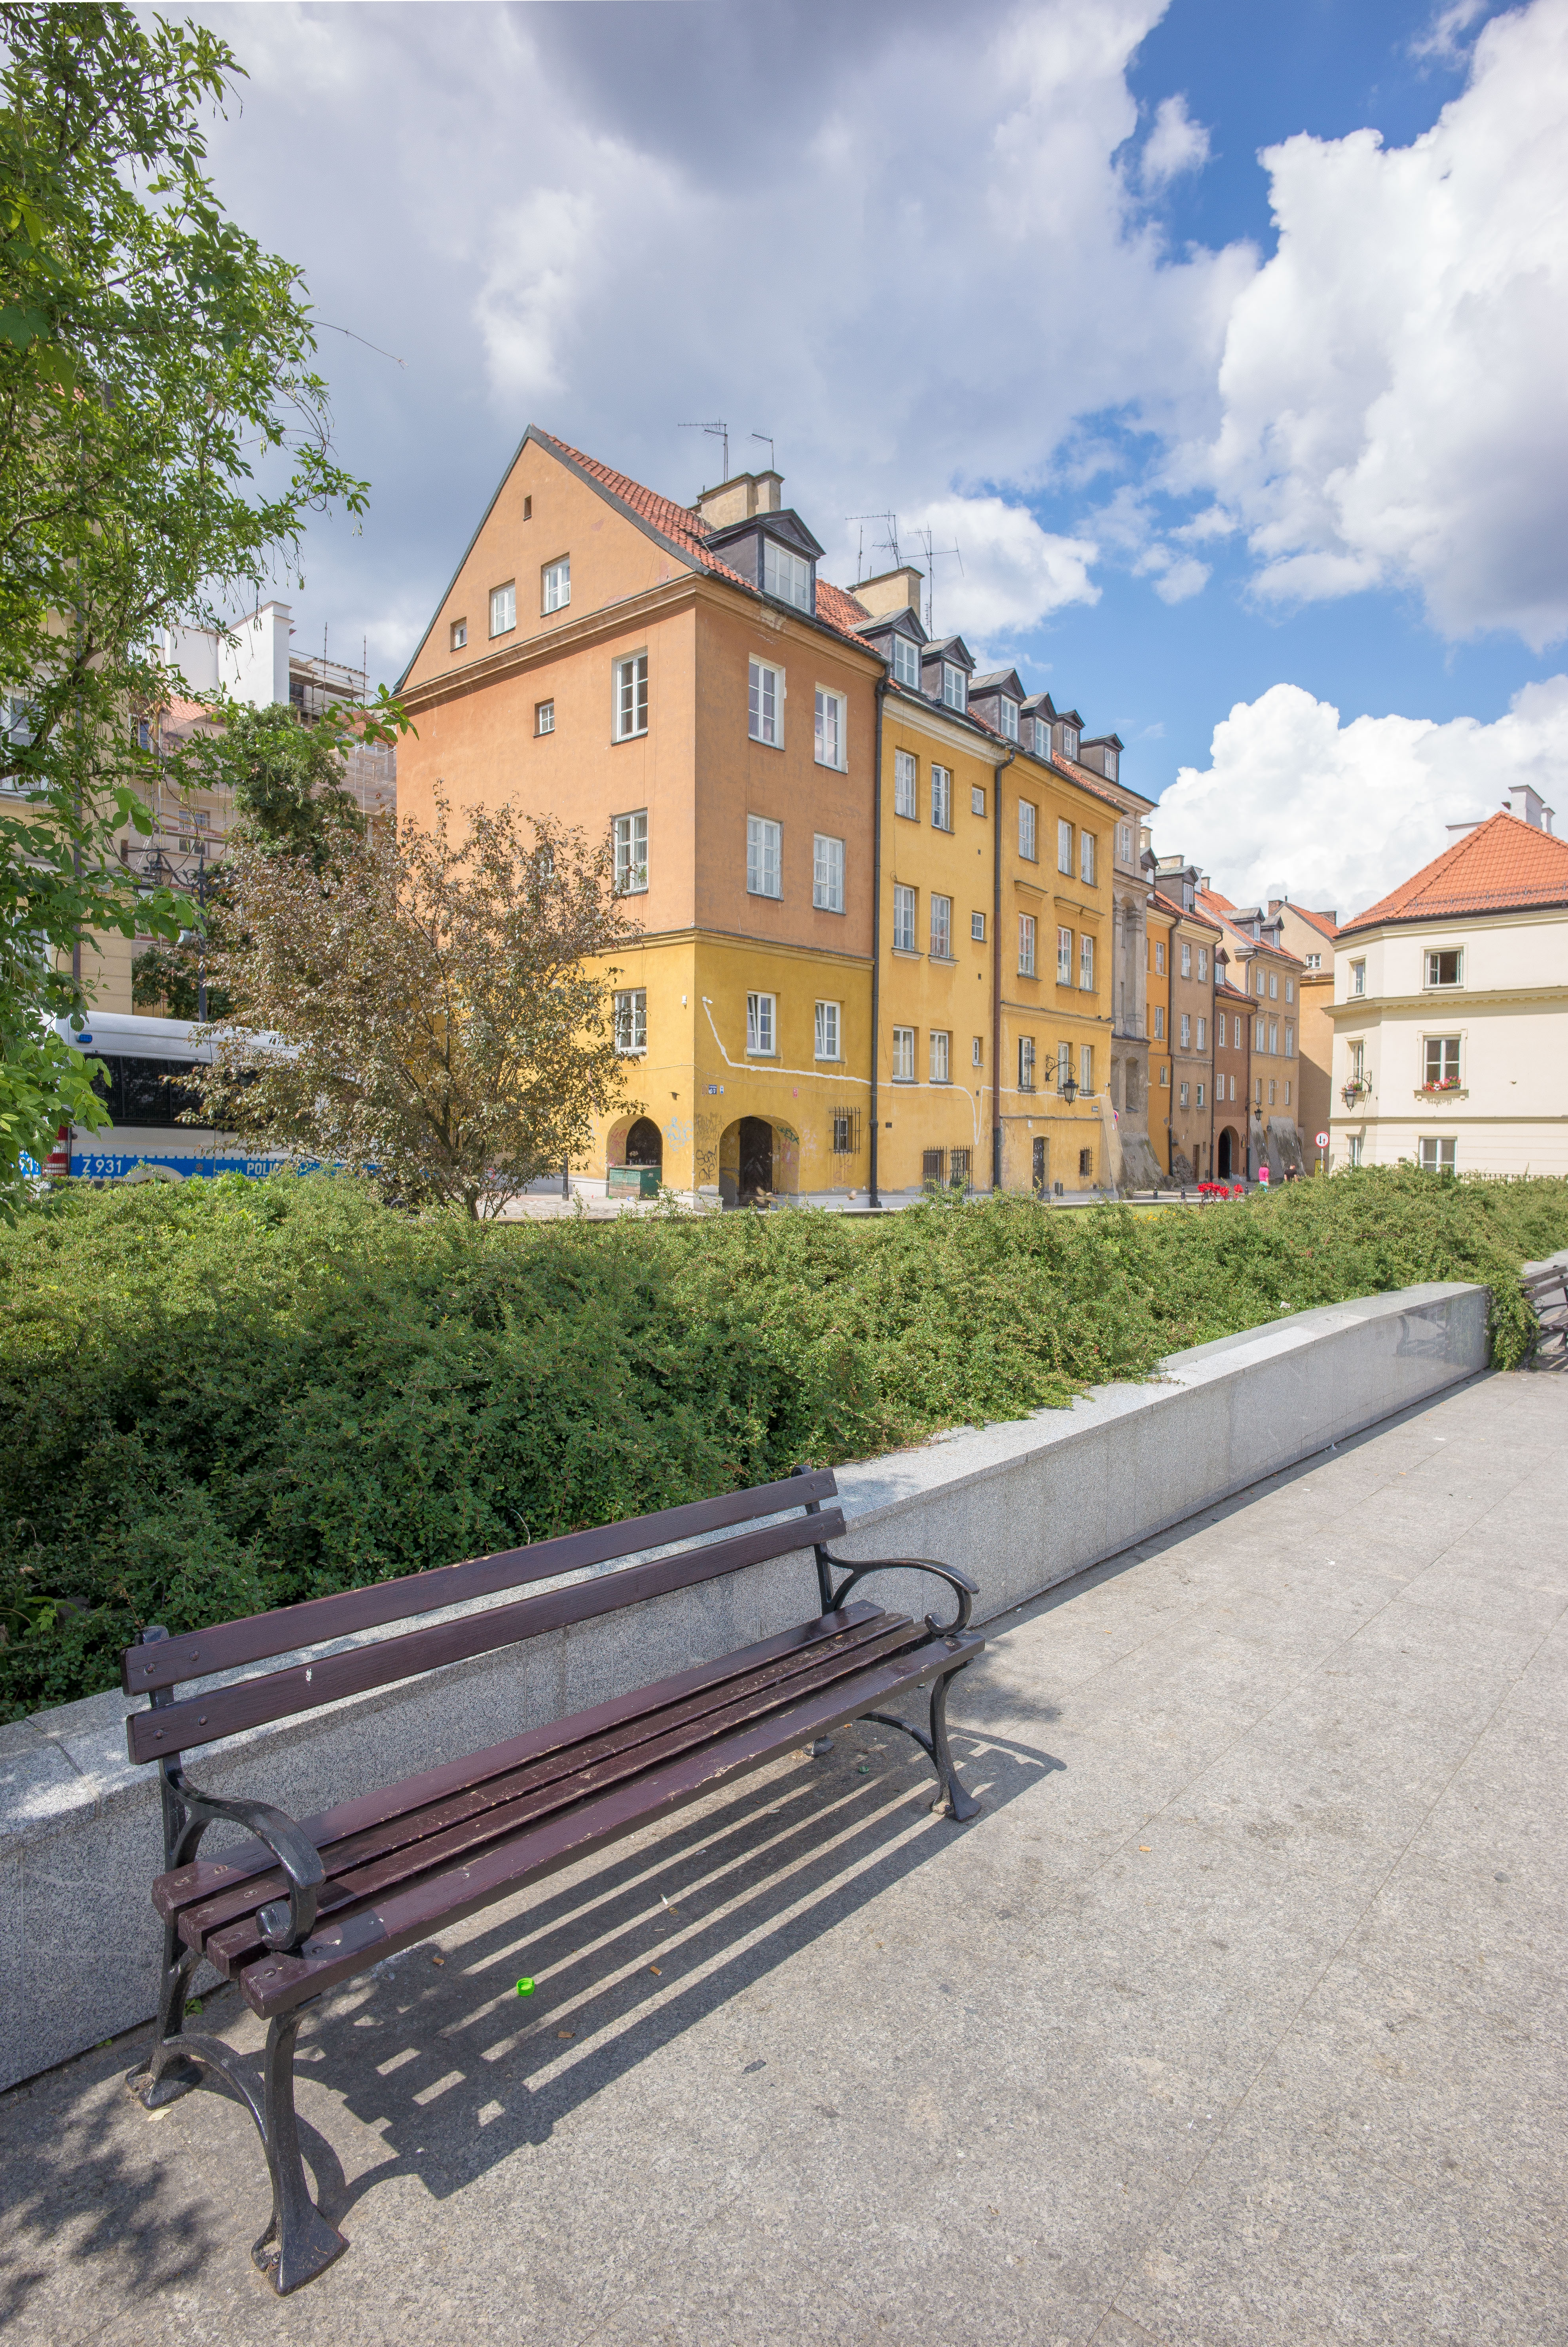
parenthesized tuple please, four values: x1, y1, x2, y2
(738, 1116, 772, 1203)
(625, 1117, 662, 1169)
(1217, 1124, 1240, 1178)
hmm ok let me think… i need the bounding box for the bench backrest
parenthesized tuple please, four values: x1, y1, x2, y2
(122, 1467, 842, 1766)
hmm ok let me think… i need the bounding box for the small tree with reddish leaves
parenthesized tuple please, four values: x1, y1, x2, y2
(197, 789, 640, 1217)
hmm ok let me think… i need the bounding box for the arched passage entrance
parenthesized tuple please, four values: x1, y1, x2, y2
(624, 1117, 662, 1168)
(717, 1117, 800, 1208)
(1217, 1124, 1240, 1178)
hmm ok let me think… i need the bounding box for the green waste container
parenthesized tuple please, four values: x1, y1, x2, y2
(606, 1164, 661, 1199)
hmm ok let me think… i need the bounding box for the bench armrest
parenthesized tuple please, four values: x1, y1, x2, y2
(820, 1551, 977, 1637)
(169, 1773, 325, 1951)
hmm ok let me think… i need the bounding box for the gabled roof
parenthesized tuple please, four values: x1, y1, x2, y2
(971, 668, 1024, 699)
(1200, 885, 1236, 913)
(851, 600, 925, 642)
(398, 423, 873, 688)
(1340, 810, 1568, 935)
(1150, 886, 1222, 934)
(923, 635, 975, 669)
(1287, 902, 1340, 941)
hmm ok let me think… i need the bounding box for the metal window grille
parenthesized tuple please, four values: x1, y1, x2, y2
(949, 1146, 971, 1190)
(830, 1106, 862, 1155)
(922, 1148, 947, 1186)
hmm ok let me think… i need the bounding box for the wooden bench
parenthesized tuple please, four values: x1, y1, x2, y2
(1521, 1259, 1568, 1370)
(122, 1467, 984, 2293)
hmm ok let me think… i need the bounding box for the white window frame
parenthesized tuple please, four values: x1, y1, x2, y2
(1019, 800, 1037, 862)
(541, 558, 569, 615)
(1154, 1004, 1165, 1039)
(1180, 1012, 1191, 1048)
(1269, 1020, 1278, 1054)
(490, 580, 517, 637)
(536, 700, 555, 737)
(747, 814, 783, 899)
(891, 1026, 916, 1083)
(998, 698, 1019, 742)
(450, 618, 467, 652)
(1285, 1023, 1295, 1057)
(971, 910, 986, 942)
(1155, 940, 1165, 975)
(892, 882, 916, 953)
(1256, 970, 1267, 997)
(1285, 978, 1295, 1003)
(1196, 1082, 1205, 1108)
(1079, 1045, 1093, 1096)
(1351, 959, 1365, 997)
(613, 652, 648, 741)
(814, 999, 841, 1061)
(1419, 1136, 1457, 1172)
(1426, 948, 1464, 989)
(763, 538, 811, 612)
(1057, 925, 1072, 982)
(1269, 971, 1278, 999)
(1197, 948, 1208, 981)
(942, 664, 967, 713)
(1079, 933, 1094, 991)
(930, 893, 953, 958)
(972, 1035, 984, 1067)
(1018, 1036, 1036, 1091)
(1348, 1132, 1365, 1166)
(1019, 913, 1036, 976)
(1062, 725, 1079, 760)
(813, 833, 844, 913)
(613, 988, 647, 1055)
(971, 783, 986, 817)
(1181, 941, 1192, 978)
(1180, 1080, 1190, 1109)
(1196, 1016, 1206, 1050)
(930, 764, 952, 831)
(1057, 1042, 1071, 1091)
(894, 748, 918, 819)
(1080, 832, 1096, 886)
(612, 809, 648, 896)
(749, 657, 785, 748)
(891, 632, 921, 690)
(746, 992, 777, 1055)
(814, 686, 847, 770)
(1424, 1034, 1462, 1088)
(1057, 818, 1072, 874)
(930, 1029, 951, 1083)
(1119, 822, 1132, 865)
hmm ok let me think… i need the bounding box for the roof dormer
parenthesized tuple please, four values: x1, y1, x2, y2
(702, 503, 825, 617)
(920, 635, 975, 715)
(1079, 732, 1124, 784)
(969, 668, 1025, 743)
(855, 601, 928, 693)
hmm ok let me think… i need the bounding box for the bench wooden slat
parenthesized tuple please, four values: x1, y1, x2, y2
(128, 1505, 846, 1764)
(123, 1467, 841, 1696)
(174, 1610, 905, 1951)
(238, 1628, 985, 2019)
(198, 1613, 927, 1972)
(154, 1601, 885, 1918)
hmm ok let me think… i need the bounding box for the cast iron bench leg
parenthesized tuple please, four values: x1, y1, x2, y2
(861, 1657, 981, 1822)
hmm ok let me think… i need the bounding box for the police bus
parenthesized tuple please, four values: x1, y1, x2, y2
(43, 1010, 290, 1183)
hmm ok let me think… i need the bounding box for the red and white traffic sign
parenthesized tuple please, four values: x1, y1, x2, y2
(1315, 1130, 1329, 1147)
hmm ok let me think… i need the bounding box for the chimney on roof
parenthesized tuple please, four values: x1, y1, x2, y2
(1200, 874, 1211, 893)
(692, 470, 784, 528)
(1506, 781, 1555, 833)
(854, 565, 924, 619)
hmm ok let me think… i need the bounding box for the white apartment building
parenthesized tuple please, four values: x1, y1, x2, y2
(1330, 788, 1568, 1175)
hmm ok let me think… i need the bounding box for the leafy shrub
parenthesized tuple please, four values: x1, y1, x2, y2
(2, 1166, 1563, 1719)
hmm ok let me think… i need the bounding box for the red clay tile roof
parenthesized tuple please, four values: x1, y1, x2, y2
(538, 430, 872, 649)
(1200, 885, 1236, 912)
(1288, 902, 1340, 941)
(1054, 749, 1156, 817)
(1149, 886, 1222, 933)
(1342, 810, 1568, 935)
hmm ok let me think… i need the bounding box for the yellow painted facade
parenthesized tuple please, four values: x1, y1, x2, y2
(1145, 898, 1174, 1170)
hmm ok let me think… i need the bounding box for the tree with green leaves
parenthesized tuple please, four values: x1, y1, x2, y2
(0, 3, 369, 1200)
(199, 790, 641, 1219)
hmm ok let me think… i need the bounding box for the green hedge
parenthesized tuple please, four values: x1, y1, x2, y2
(2, 1166, 1564, 1720)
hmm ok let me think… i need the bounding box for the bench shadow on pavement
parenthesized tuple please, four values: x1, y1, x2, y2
(0, 1699, 1060, 2322)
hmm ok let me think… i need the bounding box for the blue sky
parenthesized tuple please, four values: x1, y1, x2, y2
(193, 0, 1568, 914)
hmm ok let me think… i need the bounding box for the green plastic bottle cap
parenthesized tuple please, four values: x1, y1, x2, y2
(516, 1977, 535, 1996)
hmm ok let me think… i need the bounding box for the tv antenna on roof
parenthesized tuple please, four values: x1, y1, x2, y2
(847, 511, 901, 584)
(913, 523, 962, 636)
(679, 419, 730, 482)
(750, 431, 775, 471)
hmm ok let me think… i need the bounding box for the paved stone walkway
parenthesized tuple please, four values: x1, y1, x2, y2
(4, 1370, 1564, 2346)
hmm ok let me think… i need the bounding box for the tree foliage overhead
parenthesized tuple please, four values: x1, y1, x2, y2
(199, 788, 642, 1217)
(0, 3, 368, 1198)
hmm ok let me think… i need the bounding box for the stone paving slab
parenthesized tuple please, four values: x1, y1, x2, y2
(2, 1369, 1564, 2346)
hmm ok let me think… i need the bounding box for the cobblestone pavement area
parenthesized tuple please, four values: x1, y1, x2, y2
(4, 1370, 1564, 2347)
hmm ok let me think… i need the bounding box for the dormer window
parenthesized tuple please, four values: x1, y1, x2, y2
(998, 698, 1018, 741)
(1062, 724, 1079, 760)
(891, 633, 921, 690)
(1035, 718, 1053, 758)
(942, 664, 967, 713)
(1103, 747, 1118, 781)
(763, 539, 812, 613)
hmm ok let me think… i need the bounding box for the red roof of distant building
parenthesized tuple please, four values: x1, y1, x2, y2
(1341, 810, 1568, 935)
(1149, 886, 1222, 933)
(1288, 902, 1340, 941)
(1200, 885, 1236, 912)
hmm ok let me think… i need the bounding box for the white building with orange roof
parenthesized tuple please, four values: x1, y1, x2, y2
(1329, 787, 1568, 1175)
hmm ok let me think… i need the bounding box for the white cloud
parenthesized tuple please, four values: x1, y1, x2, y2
(1411, 0, 1490, 62)
(1185, 0, 1568, 646)
(899, 495, 1099, 642)
(1153, 676, 1568, 917)
(1141, 93, 1210, 189)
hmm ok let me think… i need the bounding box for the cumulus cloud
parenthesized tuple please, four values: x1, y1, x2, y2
(1141, 93, 1211, 189)
(899, 495, 1099, 642)
(1153, 676, 1568, 917)
(1185, 0, 1568, 646)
